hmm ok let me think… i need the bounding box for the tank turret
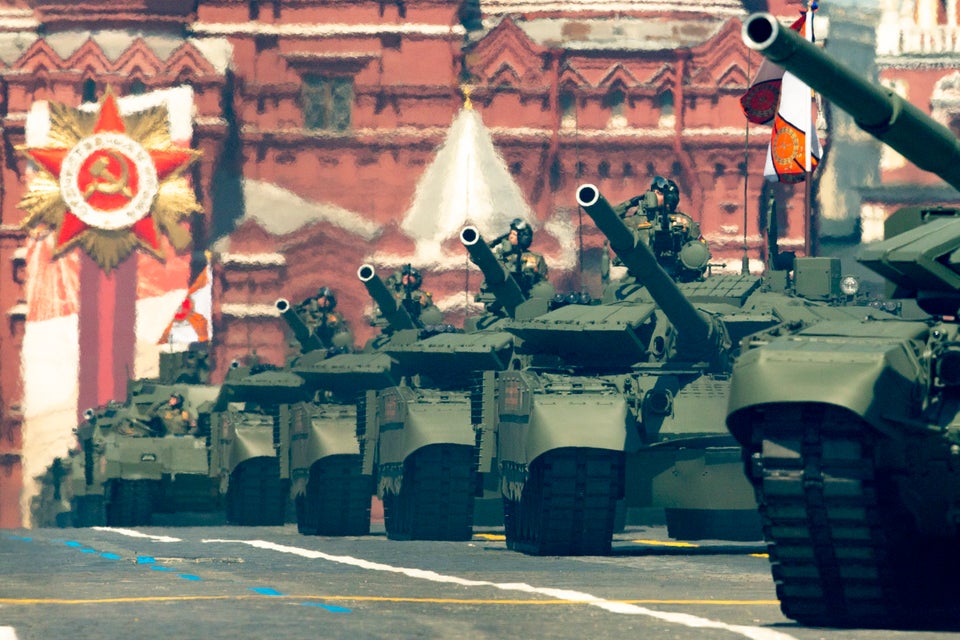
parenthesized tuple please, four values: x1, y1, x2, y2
(276, 298, 325, 353)
(357, 264, 418, 331)
(576, 183, 729, 367)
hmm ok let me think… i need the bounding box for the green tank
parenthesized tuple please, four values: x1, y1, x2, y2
(33, 348, 224, 527)
(726, 12, 960, 628)
(277, 289, 404, 537)
(357, 255, 544, 541)
(478, 180, 900, 556)
(210, 354, 310, 526)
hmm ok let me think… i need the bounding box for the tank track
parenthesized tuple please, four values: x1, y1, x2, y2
(383, 444, 475, 541)
(296, 455, 372, 536)
(745, 403, 960, 629)
(227, 457, 288, 526)
(504, 448, 624, 556)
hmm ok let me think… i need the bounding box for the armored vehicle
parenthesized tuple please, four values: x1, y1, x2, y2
(725, 12, 960, 628)
(357, 256, 550, 541)
(35, 348, 223, 527)
(479, 181, 899, 556)
(277, 291, 404, 537)
(211, 354, 310, 526)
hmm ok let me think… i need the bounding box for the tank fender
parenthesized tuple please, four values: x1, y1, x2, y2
(377, 393, 474, 467)
(727, 337, 925, 444)
(228, 424, 277, 469)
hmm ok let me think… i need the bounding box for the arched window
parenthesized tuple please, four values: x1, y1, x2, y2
(82, 78, 98, 104)
(658, 90, 675, 128)
(130, 79, 146, 95)
(603, 88, 626, 129)
(559, 90, 576, 130)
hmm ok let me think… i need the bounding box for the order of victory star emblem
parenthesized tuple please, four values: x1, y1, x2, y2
(17, 89, 202, 271)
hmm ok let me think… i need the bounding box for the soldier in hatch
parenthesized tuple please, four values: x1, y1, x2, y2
(385, 264, 441, 325)
(156, 393, 196, 436)
(297, 286, 353, 351)
(614, 175, 710, 282)
(491, 217, 549, 296)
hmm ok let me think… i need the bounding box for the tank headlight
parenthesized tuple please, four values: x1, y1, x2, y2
(840, 275, 860, 296)
(140, 453, 157, 462)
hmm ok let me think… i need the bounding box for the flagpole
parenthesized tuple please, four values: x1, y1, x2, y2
(804, 0, 817, 257)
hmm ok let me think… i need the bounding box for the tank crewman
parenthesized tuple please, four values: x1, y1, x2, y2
(616, 176, 710, 282)
(156, 393, 196, 436)
(385, 264, 441, 324)
(492, 218, 549, 295)
(297, 286, 352, 350)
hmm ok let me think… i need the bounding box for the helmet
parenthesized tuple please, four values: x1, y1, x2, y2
(169, 393, 184, 407)
(315, 286, 336, 310)
(650, 176, 680, 212)
(509, 218, 533, 250)
(400, 264, 422, 291)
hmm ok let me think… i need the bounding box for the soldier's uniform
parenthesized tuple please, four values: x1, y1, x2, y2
(492, 218, 549, 296)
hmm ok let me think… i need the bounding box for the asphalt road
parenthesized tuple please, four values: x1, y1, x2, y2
(0, 520, 955, 640)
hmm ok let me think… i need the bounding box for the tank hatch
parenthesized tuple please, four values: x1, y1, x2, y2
(504, 302, 657, 367)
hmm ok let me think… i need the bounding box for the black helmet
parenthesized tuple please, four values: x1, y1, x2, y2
(509, 218, 533, 250)
(400, 264, 422, 291)
(315, 286, 336, 309)
(650, 176, 680, 212)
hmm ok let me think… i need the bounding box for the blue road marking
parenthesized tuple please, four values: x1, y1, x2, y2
(64, 541, 83, 548)
(79, 548, 97, 553)
(4, 535, 31, 542)
(178, 574, 202, 581)
(136, 556, 156, 564)
(302, 603, 352, 613)
(249, 587, 283, 596)
(100, 553, 121, 560)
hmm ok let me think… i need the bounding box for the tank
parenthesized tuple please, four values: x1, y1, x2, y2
(725, 13, 960, 628)
(274, 281, 415, 537)
(477, 179, 901, 556)
(210, 355, 310, 526)
(358, 254, 549, 540)
(33, 348, 224, 527)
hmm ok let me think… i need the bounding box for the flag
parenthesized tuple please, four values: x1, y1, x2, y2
(740, 8, 822, 183)
(158, 259, 213, 346)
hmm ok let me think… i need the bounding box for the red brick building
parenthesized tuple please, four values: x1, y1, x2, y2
(0, 0, 813, 527)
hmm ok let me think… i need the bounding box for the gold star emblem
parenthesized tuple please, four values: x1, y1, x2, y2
(17, 88, 202, 271)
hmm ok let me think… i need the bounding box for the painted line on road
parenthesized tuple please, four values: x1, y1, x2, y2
(0, 627, 18, 640)
(91, 527, 181, 542)
(203, 538, 798, 640)
(0, 595, 780, 606)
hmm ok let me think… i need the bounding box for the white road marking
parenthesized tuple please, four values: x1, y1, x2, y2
(91, 527, 182, 543)
(0, 627, 19, 640)
(203, 538, 798, 640)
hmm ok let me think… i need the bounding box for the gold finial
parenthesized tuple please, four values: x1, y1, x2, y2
(461, 85, 473, 110)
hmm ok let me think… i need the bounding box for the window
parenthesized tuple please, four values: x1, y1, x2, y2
(82, 78, 98, 104)
(301, 75, 353, 131)
(559, 90, 577, 129)
(603, 88, 626, 129)
(658, 90, 675, 128)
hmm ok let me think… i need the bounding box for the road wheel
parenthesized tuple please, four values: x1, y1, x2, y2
(107, 480, 154, 526)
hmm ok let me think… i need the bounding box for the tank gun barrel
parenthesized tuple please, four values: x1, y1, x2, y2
(460, 225, 527, 317)
(357, 264, 418, 331)
(743, 12, 960, 192)
(276, 298, 325, 353)
(577, 184, 723, 363)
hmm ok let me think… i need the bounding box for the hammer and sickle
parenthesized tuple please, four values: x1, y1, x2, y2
(83, 150, 133, 199)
